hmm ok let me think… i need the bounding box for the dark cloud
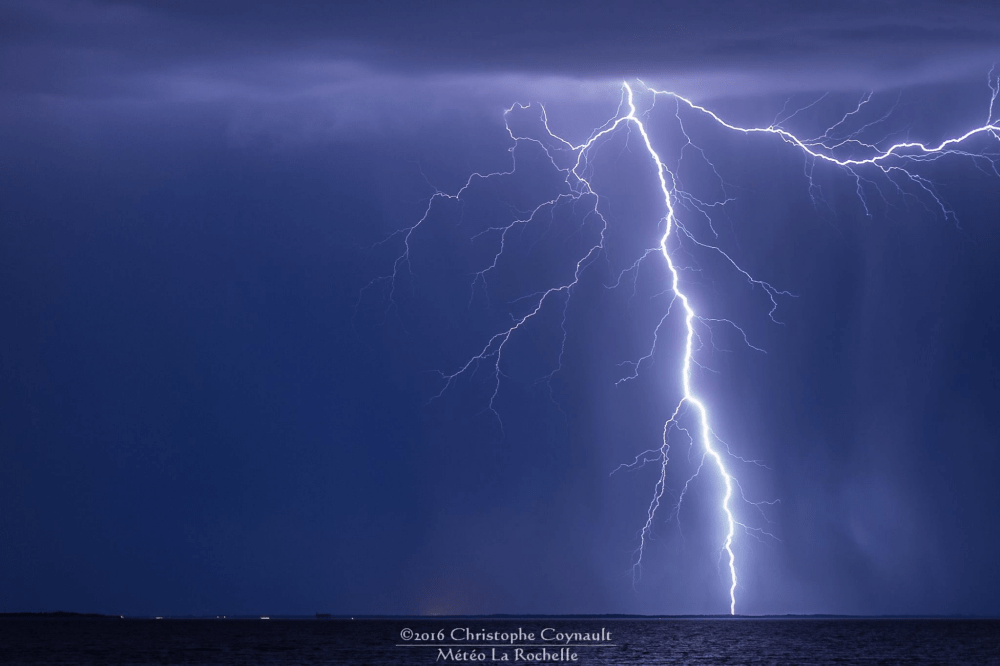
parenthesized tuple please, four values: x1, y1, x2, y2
(3, 0, 1000, 102)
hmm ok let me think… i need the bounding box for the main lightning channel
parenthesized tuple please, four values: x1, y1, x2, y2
(619, 83, 739, 615)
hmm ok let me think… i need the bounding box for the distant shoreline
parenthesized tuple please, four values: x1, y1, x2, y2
(0, 612, 115, 619)
(2, 612, 997, 620)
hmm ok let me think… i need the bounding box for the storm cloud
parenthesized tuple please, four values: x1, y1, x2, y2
(4, 0, 1000, 100)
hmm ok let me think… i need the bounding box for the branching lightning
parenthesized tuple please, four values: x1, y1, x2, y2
(359, 72, 1000, 615)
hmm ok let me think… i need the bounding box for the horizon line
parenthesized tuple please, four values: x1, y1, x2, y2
(3, 611, 998, 620)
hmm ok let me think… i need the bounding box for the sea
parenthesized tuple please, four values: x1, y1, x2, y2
(1, 616, 998, 665)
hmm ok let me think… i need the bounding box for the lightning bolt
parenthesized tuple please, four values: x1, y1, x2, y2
(359, 71, 1000, 615)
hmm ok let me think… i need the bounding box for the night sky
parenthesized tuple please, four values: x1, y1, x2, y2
(2, 0, 1000, 617)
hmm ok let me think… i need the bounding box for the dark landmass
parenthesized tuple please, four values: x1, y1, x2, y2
(0, 612, 116, 618)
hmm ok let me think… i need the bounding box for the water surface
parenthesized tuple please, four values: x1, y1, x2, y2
(1, 617, 997, 665)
